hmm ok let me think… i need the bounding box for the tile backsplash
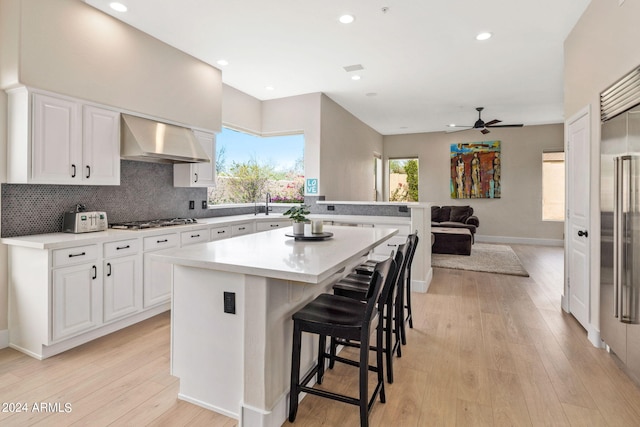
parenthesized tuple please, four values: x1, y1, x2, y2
(1, 160, 237, 237)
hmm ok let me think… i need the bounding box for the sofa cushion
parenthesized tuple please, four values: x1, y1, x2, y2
(438, 206, 452, 223)
(450, 205, 472, 223)
(437, 221, 477, 234)
(431, 206, 441, 223)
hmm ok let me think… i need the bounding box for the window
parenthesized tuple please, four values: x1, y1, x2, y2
(542, 151, 565, 221)
(208, 127, 304, 205)
(389, 158, 418, 202)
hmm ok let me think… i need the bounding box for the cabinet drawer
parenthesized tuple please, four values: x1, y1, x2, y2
(143, 233, 179, 251)
(181, 228, 209, 246)
(53, 245, 98, 268)
(210, 225, 231, 241)
(104, 238, 139, 258)
(231, 223, 255, 236)
(256, 220, 290, 232)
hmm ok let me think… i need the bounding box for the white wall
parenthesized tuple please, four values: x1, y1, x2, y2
(1, 0, 221, 131)
(320, 95, 383, 201)
(222, 84, 262, 134)
(564, 0, 640, 333)
(384, 124, 565, 244)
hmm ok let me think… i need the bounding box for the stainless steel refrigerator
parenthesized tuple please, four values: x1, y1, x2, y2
(600, 95, 640, 383)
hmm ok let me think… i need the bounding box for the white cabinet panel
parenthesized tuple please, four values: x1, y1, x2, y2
(210, 225, 231, 241)
(143, 232, 179, 308)
(52, 263, 102, 341)
(174, 130, 216, 187)
(82, 105, 120, 185)
(256, 220, 291, 232)
(32, 93, 81, 184)
(104, 255, 142, 322)
(181, 228, 209, 246)
(231, 222, 255, 236)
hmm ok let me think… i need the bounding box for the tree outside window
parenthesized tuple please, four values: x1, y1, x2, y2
(389, 158, 419, 202)
(208, 128, 304, 205)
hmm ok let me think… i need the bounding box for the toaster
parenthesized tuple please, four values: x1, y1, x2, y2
(63, 211, 108, 233)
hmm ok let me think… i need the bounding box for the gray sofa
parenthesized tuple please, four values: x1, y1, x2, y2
(431, 205, 480, 242)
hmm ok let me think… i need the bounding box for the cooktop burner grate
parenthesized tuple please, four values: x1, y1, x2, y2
(109, 218, 198, 230)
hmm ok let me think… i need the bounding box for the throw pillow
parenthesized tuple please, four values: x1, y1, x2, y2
(431, 206, 441, 222)
(439, 206, 452, 222)
(450, 205, 471, 223)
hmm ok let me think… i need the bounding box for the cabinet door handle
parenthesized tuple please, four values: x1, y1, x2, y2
(71, 164, 76, 178)
(86, 165, 91, 179)
(271, 224, 279, 227)
(106, 262, 112, 277)
(92, 265, 97, 280)
(116, 245, 130, 250)
(191, 234, 200, 238)
(157, 239, 168, 243)
(194, 173, 198, 183)
(217, 230, 226, 234)
(239, 227, 246, 230)
(68, 252, 86, 258)
(387, 243, 398, 247)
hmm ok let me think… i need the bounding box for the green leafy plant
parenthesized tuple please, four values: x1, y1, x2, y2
(283, 204, 310, 223)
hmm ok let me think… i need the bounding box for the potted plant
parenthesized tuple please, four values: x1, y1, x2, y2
(283, 204, 310, 235)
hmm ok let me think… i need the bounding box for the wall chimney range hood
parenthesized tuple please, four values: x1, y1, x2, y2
(120, 114, 210, 164)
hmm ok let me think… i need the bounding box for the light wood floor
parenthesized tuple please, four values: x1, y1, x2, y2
(1, 245, 640, 426)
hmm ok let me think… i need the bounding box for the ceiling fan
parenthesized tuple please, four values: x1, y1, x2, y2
(447, 107, 524, 134)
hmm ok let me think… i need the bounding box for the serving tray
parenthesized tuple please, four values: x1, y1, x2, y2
(285, 232, 334, 241)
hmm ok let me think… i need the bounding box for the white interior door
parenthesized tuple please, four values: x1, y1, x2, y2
(565, 107, 591, 329)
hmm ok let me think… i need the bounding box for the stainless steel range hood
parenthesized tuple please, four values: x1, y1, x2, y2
(120, 114, 210, 164)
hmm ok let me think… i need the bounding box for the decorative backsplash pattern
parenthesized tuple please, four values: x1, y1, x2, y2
(1, 161, 250, 237)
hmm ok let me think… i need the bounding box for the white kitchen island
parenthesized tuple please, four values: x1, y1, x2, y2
(151, 225, 398, 427)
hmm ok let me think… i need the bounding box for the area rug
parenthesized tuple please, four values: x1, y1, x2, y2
(431, 243, 529, 277)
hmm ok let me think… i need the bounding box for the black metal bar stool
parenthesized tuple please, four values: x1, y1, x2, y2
(330, 245, 407, 383)
(401, 233, 419, 342)
(288, 258, 392, 427)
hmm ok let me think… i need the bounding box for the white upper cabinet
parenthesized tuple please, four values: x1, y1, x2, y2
(82, 105, 120, 185)
(7, 88, 120, 185)
(173, 130, 216, 187)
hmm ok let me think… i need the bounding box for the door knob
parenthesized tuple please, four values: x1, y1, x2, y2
(578, 230, 588, 237)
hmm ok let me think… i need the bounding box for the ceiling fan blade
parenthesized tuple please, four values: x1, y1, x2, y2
(481, 128, 490, 135)
(486, 123, 524, 128)
(484, 119, 501, 126)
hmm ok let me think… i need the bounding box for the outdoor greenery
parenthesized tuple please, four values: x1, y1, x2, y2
(209, 150, 304, 205)
(389, 158, 419, 202)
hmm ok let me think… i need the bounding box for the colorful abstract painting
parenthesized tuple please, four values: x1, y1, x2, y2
(450, 140, 501, 199)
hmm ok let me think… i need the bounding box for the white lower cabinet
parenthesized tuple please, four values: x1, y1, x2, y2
(103, 239, 143, 323)
(231, 222, 255, 236)
(256, 219, 291, 232)
(52, 262, 102, 342)
(143, 233, 179, 308)
(210, 225, 231, 241)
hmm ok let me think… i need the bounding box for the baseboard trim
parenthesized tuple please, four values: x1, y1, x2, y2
(412, 267, 432, 293)
(475, 235, 564, 247)
(0, 329, 8, 349)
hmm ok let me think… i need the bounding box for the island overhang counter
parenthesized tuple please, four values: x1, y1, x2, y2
(151, 225, 398, 426)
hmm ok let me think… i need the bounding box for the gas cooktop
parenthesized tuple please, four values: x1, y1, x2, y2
(109, 218, 198, 230)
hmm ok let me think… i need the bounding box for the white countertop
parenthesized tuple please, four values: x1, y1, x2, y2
(0, 213, 409, 250)
(151, 225, 398, 283)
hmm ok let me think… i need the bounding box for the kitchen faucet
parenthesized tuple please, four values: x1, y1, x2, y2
(265, 192, 272, 215)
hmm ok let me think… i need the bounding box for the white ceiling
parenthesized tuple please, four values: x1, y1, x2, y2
(84, 0, 591, 135)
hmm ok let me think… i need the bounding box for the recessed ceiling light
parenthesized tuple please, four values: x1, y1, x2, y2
(476, 32, 492, 41)
(339, 14, 355, 24)
(448, 123, 456, 127)
(109, 2, 127, 12)
(351, 75, 361, 81)
(216, 59, 229, 66)
(265, 86, 275, 91)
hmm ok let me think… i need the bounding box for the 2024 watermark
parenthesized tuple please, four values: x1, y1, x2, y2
(2, 402, 72, 413)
